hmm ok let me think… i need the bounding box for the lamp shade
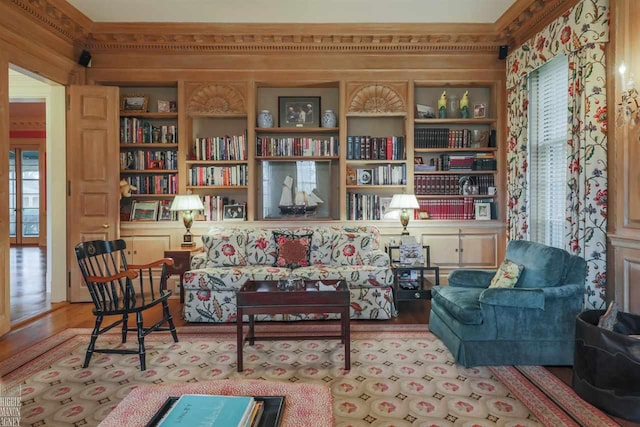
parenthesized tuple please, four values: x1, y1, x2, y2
(169, 194, 204, 212)
(389, 194, 419, 210)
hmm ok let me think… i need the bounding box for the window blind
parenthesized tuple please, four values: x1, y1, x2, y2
(528, 55, 568, 249)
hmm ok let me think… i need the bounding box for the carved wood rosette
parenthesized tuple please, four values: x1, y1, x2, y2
(346, 82, 408, 114)
(184, 82, 247, 116)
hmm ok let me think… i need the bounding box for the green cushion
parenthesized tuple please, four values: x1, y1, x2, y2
(489, 259, 524, 288)
(431, 286, 484, 325)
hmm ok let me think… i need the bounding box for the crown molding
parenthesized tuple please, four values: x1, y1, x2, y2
(496, 0, 581, 47)
(8, 0, 580, 55)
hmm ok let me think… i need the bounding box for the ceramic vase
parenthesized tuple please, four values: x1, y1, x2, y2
(321, 110, 337, 128)
(257, 110, 273, 128)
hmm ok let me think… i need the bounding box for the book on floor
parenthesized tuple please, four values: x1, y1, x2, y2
(156, 394, 256, 427)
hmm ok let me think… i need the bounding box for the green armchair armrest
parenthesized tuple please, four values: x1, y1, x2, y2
(479, 287, 545, 310)
(448, 269, 496, 288)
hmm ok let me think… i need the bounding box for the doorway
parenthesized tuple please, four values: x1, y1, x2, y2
(9, 145, 44, 245)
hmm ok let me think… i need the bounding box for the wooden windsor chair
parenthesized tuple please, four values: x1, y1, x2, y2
(74, 239, 179, 371)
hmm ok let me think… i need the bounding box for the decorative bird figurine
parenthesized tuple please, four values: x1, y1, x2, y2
(438, 91, 447, 118)
(460, 90, 470, 118)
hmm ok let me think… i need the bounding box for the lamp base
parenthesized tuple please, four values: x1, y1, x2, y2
(180, 241, 196, 248)
(181, 230, 194, 247)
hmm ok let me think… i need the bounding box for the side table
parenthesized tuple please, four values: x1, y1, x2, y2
(386, 245, 440, 308)
(164, 246, 203, 303)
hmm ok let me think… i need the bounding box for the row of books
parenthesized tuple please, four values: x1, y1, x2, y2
(346, 135, 405, 160)
(416, 198, 494, 220)
(414, 128, 474, 149)
(414, 174, 495, 195)
(188, 165, 248, 186)
(347, 164, 407, 186)
(429, 153, 497, 171)
(346, 192, 386, 220)
(120, 118, 177, 144)
(192, 135, 247, 161)
(256, 136, 338, 157)
(120, 150, 178, 171)
(122, 174, 177, 195)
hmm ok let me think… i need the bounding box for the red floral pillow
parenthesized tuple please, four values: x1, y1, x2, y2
(272, 231, 313, 268)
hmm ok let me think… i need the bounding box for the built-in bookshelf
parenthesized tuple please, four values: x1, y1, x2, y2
(413, 85, 499, 221)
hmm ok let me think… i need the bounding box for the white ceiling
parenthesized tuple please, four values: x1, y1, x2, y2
(66, 0, 517, 24)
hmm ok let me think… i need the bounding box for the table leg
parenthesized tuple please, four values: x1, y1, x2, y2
(343, 307, 351, 371)
(248, 314, 255, 346)
(236, 308, 243, 372)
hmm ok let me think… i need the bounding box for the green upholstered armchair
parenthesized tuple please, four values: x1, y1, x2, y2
(429, 240, 586, 367)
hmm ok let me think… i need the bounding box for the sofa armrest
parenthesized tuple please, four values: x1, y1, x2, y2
(191, 252, 207, 269)
(448, 269, 495, 288)
(368, 248, 391, 268)
(480, 287, 545, 310)
(541, 284, 584, 299)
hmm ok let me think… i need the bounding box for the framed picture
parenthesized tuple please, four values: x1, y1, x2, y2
(157, 100, 171, 113)
(474, 202, 491, 220)
(158, 200, 174, 221)
(121, 94, 149, 113)
(148, 160, 164, 170)
(473, 103, 487, 118)
(169, 101, 178, 112)
(223, 204, 245, 221)
(131, 200, 159, 221)
(278, 96, 320, 128)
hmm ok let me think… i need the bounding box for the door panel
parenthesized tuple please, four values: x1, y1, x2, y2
(460, 233, 498, 268)
(9, 147, 42, 245)
(422, 234, 460, 268)
(67, 85, 119, 302)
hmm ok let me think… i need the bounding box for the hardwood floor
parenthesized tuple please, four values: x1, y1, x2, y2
(1, 298, 637, 426)
(10, 246, 50, 324)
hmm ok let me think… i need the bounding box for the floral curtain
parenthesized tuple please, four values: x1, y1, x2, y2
(506, 0, 609, 309)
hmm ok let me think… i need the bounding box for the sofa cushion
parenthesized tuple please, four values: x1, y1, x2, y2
(431, 286, 484, 325)
(273, 231, 313, 268)
(505, 240, 569, 288)
(489, 259, 524, 288)
(201, 228, 247, 267)
(331, 230, 375, 266)
(309, 227, 333, 265)
(295, 264, 393, 288)
(246, 228, 277, 265)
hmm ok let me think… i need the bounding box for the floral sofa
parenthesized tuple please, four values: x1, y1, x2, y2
(182, 226, 396, 322)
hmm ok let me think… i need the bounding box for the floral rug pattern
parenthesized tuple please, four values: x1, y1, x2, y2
(0, 329, 618, 427)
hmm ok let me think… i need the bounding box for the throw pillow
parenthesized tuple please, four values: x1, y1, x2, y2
(272, 231, 313, 268)
(597, 301, 619, 331)
(331, 231, 375, 266)
(489, 259, 524, 288)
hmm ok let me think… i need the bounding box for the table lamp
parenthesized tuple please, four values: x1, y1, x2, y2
(389, 194, 419, 235)
(170, 194, 204, 247)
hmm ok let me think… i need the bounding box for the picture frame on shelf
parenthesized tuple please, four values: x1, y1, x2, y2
(474, 202, 491, 220)
(223, 204, 245, 221)
(473, 103, 487, 118)
(148, 160, 164, 170)
(120, 94, 149, 113)
(157, 200, 174, 221)
(278, 96, 320, 128)
(157, 100, 171, 113)
(131, 200, 159, 221)
(169, 101, 177, 112)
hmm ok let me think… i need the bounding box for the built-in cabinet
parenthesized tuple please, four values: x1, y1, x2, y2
(115, 78, 505, 280)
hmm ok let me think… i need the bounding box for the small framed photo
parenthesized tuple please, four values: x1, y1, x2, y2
(120, 94, 149, 113)
(131, 200, 159, 221)
(474, 202, 491, 220)
(223, 204, 245, 221)
(473, 103, 487, 118)
(148, 159, 164, 170)
(414, 156, 424, 164)
(158, 200, 174, 221)
(169, 101, 178, 112)
(278, 96, 320, 128)
(157, 100, 171, 113)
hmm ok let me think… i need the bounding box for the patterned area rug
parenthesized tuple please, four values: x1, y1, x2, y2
(0, 328, 619, 427)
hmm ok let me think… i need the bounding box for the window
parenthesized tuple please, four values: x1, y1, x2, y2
(528, 55, 568, 249)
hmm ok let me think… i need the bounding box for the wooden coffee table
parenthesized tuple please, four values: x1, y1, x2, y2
(236, 279, 351, 372)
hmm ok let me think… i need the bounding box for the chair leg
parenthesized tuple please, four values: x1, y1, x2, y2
(162, 300, 179, 343)
(122, 312, 128, 343)
(136, 311, 146, 371)
(84, 314, 103, 368)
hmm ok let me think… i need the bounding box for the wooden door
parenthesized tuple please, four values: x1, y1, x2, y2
(67, 85, 119, 302)
(422, 233, 461, 269)
(0, 57, 9, 335)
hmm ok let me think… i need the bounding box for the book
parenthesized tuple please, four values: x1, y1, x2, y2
(147, 396, 284, 427)
(155, 394, 255, 427)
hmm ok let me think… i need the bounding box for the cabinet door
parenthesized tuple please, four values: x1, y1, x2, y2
(122, 236, 170, 265)
(611, 244, 640, 313)
(459, 232, 498, 268)
(422, 234, 460, 268)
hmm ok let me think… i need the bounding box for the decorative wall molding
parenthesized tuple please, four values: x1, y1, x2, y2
(185, 83, 247, 115)
(346, 83, 407, 114)
(7, 0, 579, 55)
